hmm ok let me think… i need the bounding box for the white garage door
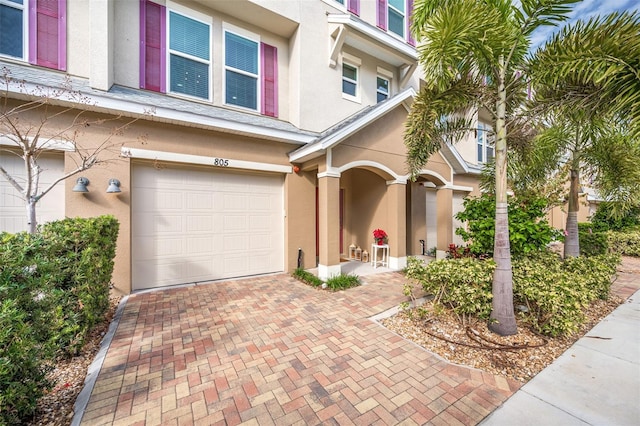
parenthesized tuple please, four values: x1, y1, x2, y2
(132, 162, 284, 290)
(0, 152, 65, 233)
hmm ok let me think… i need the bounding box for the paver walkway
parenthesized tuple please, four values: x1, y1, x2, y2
(79, 272, 520, 425)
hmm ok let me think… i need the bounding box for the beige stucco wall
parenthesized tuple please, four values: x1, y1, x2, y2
(9, 100, 300, 294)
(284, 170, 317, 271)
(342, 168, 389, 254)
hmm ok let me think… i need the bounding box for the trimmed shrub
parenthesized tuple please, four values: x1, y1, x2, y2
(0, 216, 119, 424)
(39, 216, 120, 355)
(0, 293, 52, 424)
(578, 223, 609, 257)
(607, 231, 640, 257)
(406, 257, 495, 320)
(406, 253, 619, 337)
(513, 252, 620, 336)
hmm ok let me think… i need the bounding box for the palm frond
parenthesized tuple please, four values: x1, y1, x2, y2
(404, 80, 479, 178)
(530, 11, 640, 139)
(517, 0, 580, 35)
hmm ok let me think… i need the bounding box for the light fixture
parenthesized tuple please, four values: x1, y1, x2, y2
(106, 178, 121, 193)
(72, 177, 90, 192)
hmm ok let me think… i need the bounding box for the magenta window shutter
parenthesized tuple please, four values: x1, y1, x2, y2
(376, 0, 387, 30)
(407, 0, 415, 46)
(261, 43, 278, 118)
(29, 0, 67, 70)
(347, 0, 360, 16)
(140, 0, 166, 92)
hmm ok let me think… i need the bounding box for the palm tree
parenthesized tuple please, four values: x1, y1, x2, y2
(406, 0, 578, 336)
(530, 11, 640, 257)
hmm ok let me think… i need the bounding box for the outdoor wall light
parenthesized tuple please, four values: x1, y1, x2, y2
(72, 177, 90, 192)
(106, 178, 121, 193)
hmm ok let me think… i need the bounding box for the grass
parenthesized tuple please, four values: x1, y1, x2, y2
(292, 268, 361, 291)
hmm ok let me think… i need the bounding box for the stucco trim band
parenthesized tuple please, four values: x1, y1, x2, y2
(121, 147, 293, 174)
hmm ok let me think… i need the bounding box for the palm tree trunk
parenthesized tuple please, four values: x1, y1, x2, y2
(489, 57, 517, 336)
(564, 157, 581, 257)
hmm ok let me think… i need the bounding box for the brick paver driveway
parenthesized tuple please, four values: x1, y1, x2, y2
(80, 272, 519, 425)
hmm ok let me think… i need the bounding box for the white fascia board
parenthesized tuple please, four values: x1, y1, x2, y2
(443, 142, 472, 174)
(122, 147, 292, 174)
(289, 88, 416, 163)
(327, 14, 417, 61)
(0, 134, 75, 151)
(5, 80, 315, 146)
(437, 184, 474, 192)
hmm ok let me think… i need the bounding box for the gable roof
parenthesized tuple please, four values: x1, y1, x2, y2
(289, 88, 416, 163)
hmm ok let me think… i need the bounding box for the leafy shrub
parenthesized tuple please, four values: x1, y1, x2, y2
(39, 216, 120, 355)
(590, 202, 640, 232)
(292, 268, 324, 287)
(455, 193, 560, 258)
(326, 273, 360, 291)
(578, 223, 609, 256)
(0, 216, 119, 424)
(512, 252, 620, 336)
(406, 257, 495, 321)
(406, 253, 619, 337)
(0, 292, 52, 424)
(607, 231, 640, 256)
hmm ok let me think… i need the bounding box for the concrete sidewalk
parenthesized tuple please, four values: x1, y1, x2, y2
(482, 290, 640, 426)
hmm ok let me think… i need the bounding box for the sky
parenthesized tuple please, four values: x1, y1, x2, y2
(529, 0, 639, 52)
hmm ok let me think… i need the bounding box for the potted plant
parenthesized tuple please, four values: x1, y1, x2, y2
(373, 228, 388, 245)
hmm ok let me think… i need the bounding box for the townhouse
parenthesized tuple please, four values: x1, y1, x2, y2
(0, 0, 490, 294)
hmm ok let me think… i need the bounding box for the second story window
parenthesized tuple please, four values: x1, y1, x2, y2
(376, 76, 389, 102)
(224, 31, 259, 110)
(477, 122, 494, 163)
(140, 1, 279, 117)
(0, 0, 67, 71)
(169, 11, 210, 100)
(388, 0, 405, 38)
(376, 0, 415, 46)
(342, 62, 358, 99)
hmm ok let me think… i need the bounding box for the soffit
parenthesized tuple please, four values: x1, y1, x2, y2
(193, 0, 299, 38)
(328, 13, 417, 68)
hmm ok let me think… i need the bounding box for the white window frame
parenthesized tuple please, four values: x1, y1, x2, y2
(476, 122, 495, 163)
(388, 0, 406, 39)
(0, 0, 29, 61)
(166, 2, 212, 101)
(376, 66, 393, 103)
(341, 53, 361, 103)
(223, 24, 261, 112)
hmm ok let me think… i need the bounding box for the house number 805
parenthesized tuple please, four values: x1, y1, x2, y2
(213, 158, 229, 167)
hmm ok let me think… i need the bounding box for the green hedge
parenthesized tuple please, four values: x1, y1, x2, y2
(578, 223, 609, 257)
(406, 251, 620, 337)
(607, 231, 640, 256)
(0, 216, 119, 424)
(405, 256, 495, 320)
(512, 252, 619, 336)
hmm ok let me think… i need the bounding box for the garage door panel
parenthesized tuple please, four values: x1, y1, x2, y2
(132, 163, 283, 290)
(186, 193, 214, 209)
(186, 215, 215, 232)
(186, 236, 215, 255)
(222, 234, 248, 252)
(223, 214, 248, 231)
